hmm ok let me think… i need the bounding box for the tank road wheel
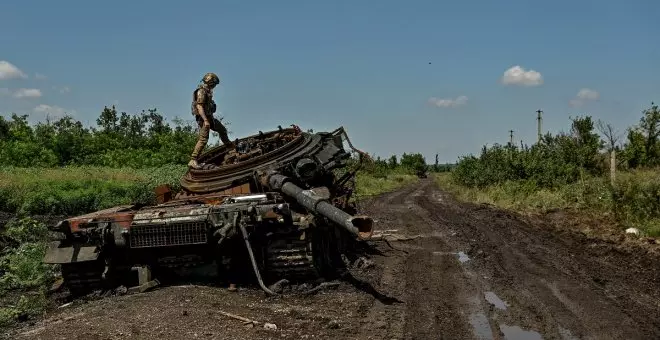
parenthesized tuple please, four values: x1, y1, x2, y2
(263, 228, 318, 283)
(309, 218, 348, 279)
(60, 258, 106, 296)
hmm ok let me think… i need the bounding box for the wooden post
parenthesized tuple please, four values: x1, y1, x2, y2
(610, 149, 616, 185)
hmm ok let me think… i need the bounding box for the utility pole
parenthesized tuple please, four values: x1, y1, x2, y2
(536, 109, 543, 143)
(509, 129, 514, 146)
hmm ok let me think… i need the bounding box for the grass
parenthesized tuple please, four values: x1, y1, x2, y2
(0, 165, 187, 216)
(434, 169, 660, 238)
(353, 172, 418, 198)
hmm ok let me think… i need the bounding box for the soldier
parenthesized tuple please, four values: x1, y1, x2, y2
(189, 72, 233, 169)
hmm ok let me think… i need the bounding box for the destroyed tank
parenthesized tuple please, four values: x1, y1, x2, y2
(43, 125, 374, 295)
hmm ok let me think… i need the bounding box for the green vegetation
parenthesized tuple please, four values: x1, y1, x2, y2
(0, 105, 422, 328)
(0, 218, 54, 328)
(438, 103, 660, 237)
(349, 152, 425, 197)
(0, 106, 199, 168)
(0, 165, 186, 216)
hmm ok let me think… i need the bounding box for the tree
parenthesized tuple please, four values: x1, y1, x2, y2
(568, 116, 604, 175)
(596, 119, 622, 152)
(623, 128, 647, 169)
(622, 102, 660, 168)
(96, 105, 119, 134)
(597, 119, 623, 184)
(400, 153, 427, 174)
(387, 155, 398, 168)
(639, 102, 660, 166)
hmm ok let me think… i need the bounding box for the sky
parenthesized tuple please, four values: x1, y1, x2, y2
(1, 0, 659, 163)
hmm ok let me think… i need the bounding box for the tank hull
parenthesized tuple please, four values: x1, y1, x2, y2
(44, 125, 373, 296)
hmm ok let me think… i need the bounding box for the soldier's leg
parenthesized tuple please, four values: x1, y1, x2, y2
(189, 115, 210, 168)
(210, 117, 233, 147)
(224, 233, 241, 292)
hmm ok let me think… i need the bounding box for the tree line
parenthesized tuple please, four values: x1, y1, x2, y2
(451, 102, 660, 188)
(0, 105, 436, 174)
(0, 106, 201, 168)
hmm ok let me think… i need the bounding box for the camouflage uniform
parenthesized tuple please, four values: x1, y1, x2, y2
(189, 72, 233, 168)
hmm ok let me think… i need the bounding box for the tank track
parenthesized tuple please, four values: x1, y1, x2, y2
(263, 230, 318, 282)
(60, 259, 106, 296)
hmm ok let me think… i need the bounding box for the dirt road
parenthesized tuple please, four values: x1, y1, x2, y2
(6, 179, 660, 339)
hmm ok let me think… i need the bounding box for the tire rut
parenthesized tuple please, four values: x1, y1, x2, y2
(360, 183, 475, 339)
(410, 178, 660, 340)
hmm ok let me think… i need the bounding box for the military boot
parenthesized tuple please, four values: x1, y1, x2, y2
(188, 158, 201, 169)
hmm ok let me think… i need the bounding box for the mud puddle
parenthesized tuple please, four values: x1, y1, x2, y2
(483, 291, 508, 310)
(457, 251, 470, 263)
(430, 250, 470, 264)
(469, 312, 494, 340)
(499, 324, 543, 340)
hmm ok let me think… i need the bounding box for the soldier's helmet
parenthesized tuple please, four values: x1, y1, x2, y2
(202, 72, 220, 86)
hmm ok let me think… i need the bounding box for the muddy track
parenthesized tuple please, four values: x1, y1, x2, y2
(5, 179, 659, 340)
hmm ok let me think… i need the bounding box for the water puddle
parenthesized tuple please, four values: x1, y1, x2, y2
(499, 324, 543, 340)
(431, 251, 470, 263)
(468, 313, 494, 340)
(484, 291, 508, 310)
(457, 251, 470, 263)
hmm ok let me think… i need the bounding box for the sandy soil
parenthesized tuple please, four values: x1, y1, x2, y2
(4, 179, 659, 340)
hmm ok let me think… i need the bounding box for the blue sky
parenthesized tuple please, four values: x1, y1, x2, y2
(1, 0, 658, 163)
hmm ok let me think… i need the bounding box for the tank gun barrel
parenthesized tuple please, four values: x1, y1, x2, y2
(266, 173, 373, 240)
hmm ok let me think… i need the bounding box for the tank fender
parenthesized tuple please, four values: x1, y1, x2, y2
(43, 241, 100, 264)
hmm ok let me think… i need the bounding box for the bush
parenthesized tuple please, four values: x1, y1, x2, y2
(451, 116, 605, 189)
(0, 218, 56, 327)
(611, 170, 660, 236)
(442, 107, 660, 238)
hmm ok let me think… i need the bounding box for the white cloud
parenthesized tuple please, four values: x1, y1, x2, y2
(33, 104, 76, 117)
(0, 61, 28, 80)
(0, 87, 43, 98)
(500, 65, 543, 86)
(576, 88, 599, 100)
(428, 95, 468, 108)
(52, 85, 71, 94)
(13, 88, 42, 98)
(35, 73, 47, 80)
(569, 88, 600, 107)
